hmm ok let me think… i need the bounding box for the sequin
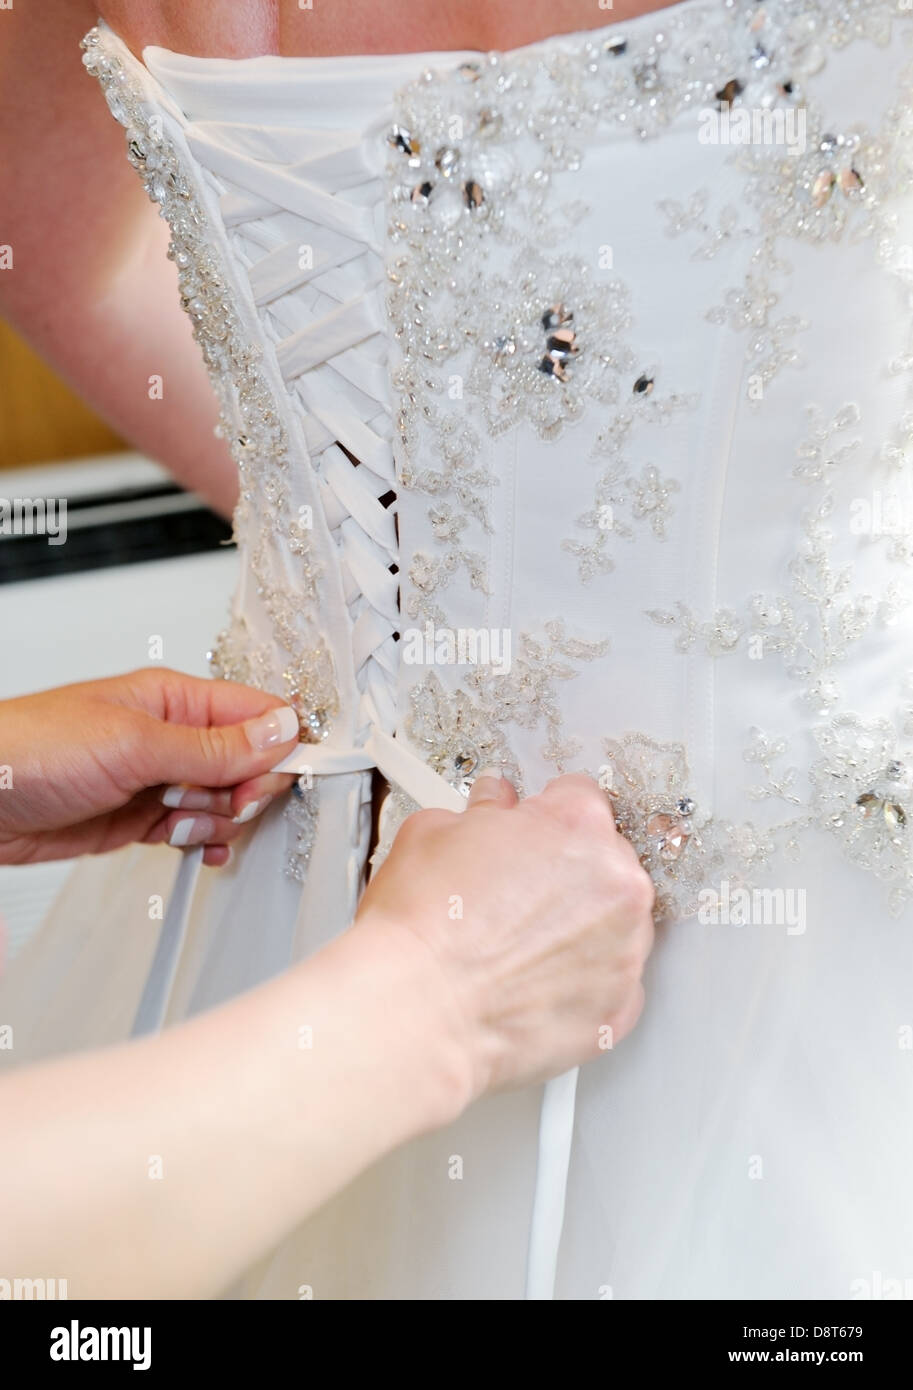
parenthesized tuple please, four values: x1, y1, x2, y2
(647, 811, 693, 862)
(812, 169, 836, 206)
(388, 124, 420, 158)
(604, 732, 771, 919)
(716, 78, 745, 105)
(434, 145, 460, 177)
(838, 166, 864, 194)
(857, 791, 907, 829)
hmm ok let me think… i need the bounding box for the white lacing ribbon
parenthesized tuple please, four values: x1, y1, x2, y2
(132, 727, 576, 1298)
(185, 95, 403, 757)
(126, 64, 573, 1299)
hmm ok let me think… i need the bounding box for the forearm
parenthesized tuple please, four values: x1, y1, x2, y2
(1, 214, 238, 520)
(0, 915, 470, 1299)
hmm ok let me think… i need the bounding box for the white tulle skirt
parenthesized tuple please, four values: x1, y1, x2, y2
(2, 774, 910, 1299)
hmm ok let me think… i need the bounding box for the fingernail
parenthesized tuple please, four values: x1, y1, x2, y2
(169, 816, 215, 847)
(162, 785, 212, 811)
(233, 795, 271, 825)
(244, 706, 299, 751)
(475, 766, 503, 780)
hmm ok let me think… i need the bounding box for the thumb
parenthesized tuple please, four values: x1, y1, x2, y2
(137, 704, 300, 790)
(466, 766, 518, 809)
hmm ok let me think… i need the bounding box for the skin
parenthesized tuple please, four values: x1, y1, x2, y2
(0, 679, 654, 1297)
(0, 669, 305, 867)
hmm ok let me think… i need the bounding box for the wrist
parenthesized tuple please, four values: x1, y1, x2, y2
(342, 907, 481, 1133)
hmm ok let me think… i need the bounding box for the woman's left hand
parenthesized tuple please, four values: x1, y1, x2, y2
(0, 668, 300, 867)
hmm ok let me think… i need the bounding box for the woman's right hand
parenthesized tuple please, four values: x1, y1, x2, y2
(355, 770, 655, 1107)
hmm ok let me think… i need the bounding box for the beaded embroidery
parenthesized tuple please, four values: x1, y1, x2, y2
(371, 621, 609, 868)
(644, 401, 913, 914)
(563, 377, 695, 583)
(663, 46, 913, 401)
(460, 252, 636, 441)
(383, 1, 913, 915)
(600, 733, 773, 920)
(81, 26, 340, 876)
(647, 403, 912, 709)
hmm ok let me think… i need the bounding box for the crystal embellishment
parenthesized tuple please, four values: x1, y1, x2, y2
(80, 24, 348, 882)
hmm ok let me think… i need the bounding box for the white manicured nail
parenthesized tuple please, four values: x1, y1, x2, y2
(169, 816, 214, 847)
(244, 705, 299, 751)
(476, 766, 503, 780)
(233, 797, 268, 824)
(162, 785, 212, 810)
(169, 818, 196, 846)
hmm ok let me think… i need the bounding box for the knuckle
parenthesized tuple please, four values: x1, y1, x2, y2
(111, 712, 150, 780)
(196, 722, 231, 769)
(134, 665, 177, 692)
(616, 860, 655, 922)
(613, 940, 647, 985)
(131, 666, 161, 685)
(570, 779, 614, 821)
(631, 866, 656, 916)
(541, 774, 613, 826)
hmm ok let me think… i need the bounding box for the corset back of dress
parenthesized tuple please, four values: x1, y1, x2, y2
(83, 2, 913, 921)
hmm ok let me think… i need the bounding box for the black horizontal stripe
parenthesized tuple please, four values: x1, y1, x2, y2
(0, 497, 233, 584)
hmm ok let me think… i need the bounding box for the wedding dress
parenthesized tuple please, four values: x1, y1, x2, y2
(3, 0, 913, 1299)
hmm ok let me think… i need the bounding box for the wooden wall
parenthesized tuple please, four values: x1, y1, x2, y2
(0, 321, 124, 470)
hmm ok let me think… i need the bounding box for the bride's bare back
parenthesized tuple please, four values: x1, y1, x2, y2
(97, 0, 676, 61)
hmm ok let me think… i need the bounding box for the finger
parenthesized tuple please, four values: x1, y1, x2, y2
(158, 772, 295, 820)
(150, 811, 260, 848)
(135, 703, 300, 792)
(533, 772, 618, 834)
(203, 845, 233, 869)
(160, 784, 221, 812)
(118, 668, 292, 729)
(466, 767, 518, 809)
(45, 787, 171, 859)
(229, 772, 296, 822)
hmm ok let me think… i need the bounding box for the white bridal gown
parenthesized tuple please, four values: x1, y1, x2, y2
(4, 0, 913, 1299)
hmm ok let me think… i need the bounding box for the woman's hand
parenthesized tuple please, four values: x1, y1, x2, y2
(0, 669, 299, 867)
(0, 761, 654, 1299)
(356, 769, 655, 1106)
